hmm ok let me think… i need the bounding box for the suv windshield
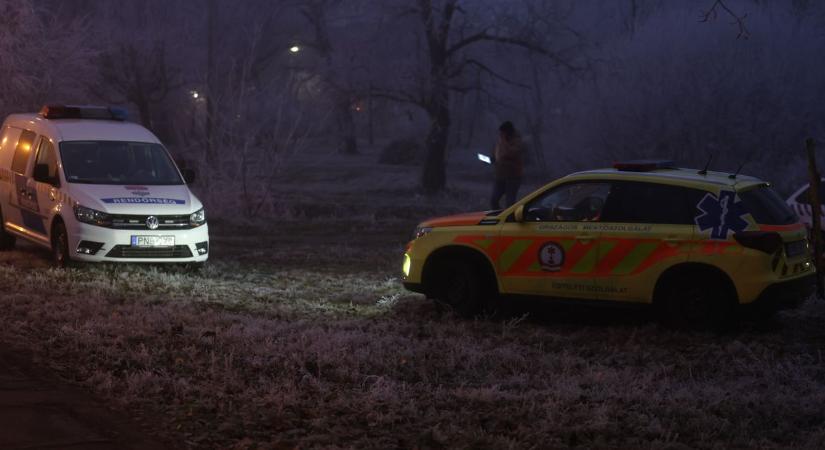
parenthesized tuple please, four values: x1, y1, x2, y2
(59, 141, 183, 185)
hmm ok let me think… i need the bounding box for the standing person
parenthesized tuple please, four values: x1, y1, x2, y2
(490, 121, 524, 210)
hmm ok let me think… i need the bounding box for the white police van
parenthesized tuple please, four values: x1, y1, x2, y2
(0, 105, 208, 266)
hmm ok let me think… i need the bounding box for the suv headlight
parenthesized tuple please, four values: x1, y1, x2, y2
(190, 208, 206, 227)
(412, 225, 432, 240)
(74, 205, 112, 227)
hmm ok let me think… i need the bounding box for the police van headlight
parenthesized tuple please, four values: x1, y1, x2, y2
(74, 205, 112, 227)
(190, 208, 206, 227)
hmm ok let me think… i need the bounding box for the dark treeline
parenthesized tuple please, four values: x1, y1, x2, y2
(2, 0, 823, 205)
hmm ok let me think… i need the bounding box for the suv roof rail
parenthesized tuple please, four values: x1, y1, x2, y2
(39, 105, 128, 121)
(613, 159, 676, 172)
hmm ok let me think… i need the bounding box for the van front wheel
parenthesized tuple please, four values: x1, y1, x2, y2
(52, 222, 73, 268)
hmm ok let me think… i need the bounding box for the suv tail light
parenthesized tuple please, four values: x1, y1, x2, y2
(734, 231, 783, 254)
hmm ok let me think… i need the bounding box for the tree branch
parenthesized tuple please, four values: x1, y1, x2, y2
(449, 58, 530, 89)
(700, 0, 750, 39)
(446, 31, 581, 71)
(371, 89, 425, 108)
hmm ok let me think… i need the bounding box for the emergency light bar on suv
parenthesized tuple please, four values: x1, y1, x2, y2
(39, 104, 128, 121)
(613, 160, 676, 172)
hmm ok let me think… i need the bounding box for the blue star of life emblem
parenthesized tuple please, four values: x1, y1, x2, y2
(694, 190, 750, 240)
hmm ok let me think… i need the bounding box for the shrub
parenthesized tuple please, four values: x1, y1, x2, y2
(378, 138, 422, 165)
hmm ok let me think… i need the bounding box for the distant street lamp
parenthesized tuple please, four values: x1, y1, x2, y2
(191, 90, 200, 99)
(289, 45, 301, 53)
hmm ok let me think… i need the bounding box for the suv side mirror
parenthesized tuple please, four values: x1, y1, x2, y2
(33, 164, 59, 187)
(181, 168, 196, 184)
(514, 205, 525, 222)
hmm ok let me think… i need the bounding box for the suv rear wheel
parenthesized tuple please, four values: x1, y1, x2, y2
(658, 275, 735, 330)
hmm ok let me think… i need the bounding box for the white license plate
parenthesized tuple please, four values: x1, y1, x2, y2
(131, 235, 175, 247)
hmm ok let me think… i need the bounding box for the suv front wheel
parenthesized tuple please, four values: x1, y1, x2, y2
(435, 259, 489, 317)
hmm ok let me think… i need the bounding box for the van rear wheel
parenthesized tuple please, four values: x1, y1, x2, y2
(0, 208, 15, 250)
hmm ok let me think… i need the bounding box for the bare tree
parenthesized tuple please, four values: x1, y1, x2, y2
(94, 43, 181, 129)
(0, 0, 93, 116)
(297, 0, 360, 154)
(205, 0, 219, 165)
(377, 0, 580, 193)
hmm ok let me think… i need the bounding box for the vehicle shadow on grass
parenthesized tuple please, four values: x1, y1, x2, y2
(0, 240, 206, 274)
(494, 297, 655, 329)
(0, 242, 52, 269)
(409, 293, 802, 338)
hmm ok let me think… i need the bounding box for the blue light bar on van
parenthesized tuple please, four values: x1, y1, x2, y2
(613, 159, 676, 172)
(39, 105, 128, 121)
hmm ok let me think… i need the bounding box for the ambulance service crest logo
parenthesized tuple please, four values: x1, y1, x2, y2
(538, 242, 565, 272)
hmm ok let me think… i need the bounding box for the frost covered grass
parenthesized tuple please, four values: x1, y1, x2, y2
(1, 148, 824, 448)
(2, 229, 825, 449)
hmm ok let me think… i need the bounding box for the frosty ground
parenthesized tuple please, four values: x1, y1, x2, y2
(1, 146, 824, 449)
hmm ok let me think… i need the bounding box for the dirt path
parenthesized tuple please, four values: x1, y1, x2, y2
(0, 349, 169, 450)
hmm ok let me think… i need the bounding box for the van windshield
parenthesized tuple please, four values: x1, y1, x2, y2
(59, 141, 183, 185)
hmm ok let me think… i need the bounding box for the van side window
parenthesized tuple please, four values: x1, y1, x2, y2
(11, 130, 36, 175)
(34, 139, 60, 186)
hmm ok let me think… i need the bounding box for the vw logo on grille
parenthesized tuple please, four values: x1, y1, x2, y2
(145, 216, 160, 230)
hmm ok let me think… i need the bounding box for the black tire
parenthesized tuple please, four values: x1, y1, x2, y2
(52, 222, 73, 268)
(0, 208, 15, 250)
(436, 260, 487, 317)
(658, 277, 735, 330)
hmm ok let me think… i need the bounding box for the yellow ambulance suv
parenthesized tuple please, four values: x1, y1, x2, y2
(402, 161, 814, 326)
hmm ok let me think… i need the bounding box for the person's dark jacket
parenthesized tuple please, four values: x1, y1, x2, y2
(493, 135, 524, 179)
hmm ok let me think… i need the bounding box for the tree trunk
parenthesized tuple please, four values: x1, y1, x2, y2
(421, 99, 450, 194)
(367, 86, 374, 145)
(336, 96, 357, 154)
(806, 138, 823, 299)
(205, 0, 217, 165)
(137, 101, 152, 130)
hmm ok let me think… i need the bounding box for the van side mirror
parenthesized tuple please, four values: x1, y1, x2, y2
(181, 168, 196, 184)
(514, 205, 525, 222)
(33, 164, 59, 187)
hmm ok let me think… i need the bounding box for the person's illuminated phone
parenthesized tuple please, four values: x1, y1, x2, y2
(477, 153, 492, 164)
